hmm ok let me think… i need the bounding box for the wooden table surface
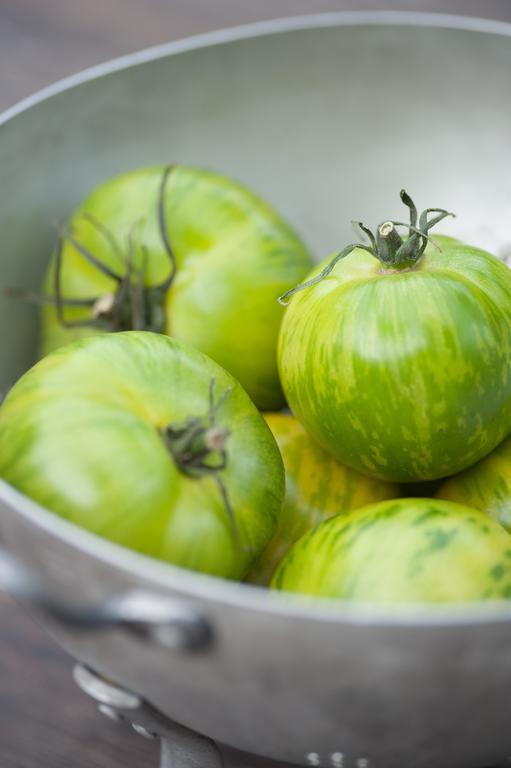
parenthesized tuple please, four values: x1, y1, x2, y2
(2, 1, 511, 766)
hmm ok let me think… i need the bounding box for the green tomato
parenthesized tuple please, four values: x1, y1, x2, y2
(40, 166, 312, 410)
(278, 197, 511, 482)
(247, 412, 400, 585)
(0, 332, 285, 579)
(425, 234, 463, 253)
(272, 498, 511, 604)
(437, 434, 511, 533)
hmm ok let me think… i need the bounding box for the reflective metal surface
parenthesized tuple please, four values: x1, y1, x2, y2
(1, 12, 511, 767)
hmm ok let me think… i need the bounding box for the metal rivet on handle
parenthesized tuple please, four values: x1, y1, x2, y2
(98, 704, 124, 723)
(331, 753, 344, 767)
(306, 753, 321, 766)
(73, 664, 141, 710)
(110, 591, 213, 652)
(132, 722, 157, 739)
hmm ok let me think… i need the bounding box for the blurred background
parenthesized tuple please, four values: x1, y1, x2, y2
(1, 1, 511, 766)
(2, 0, 511, 110)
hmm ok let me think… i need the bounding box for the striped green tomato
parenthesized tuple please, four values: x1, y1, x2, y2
(40, 165, 312, 410)
(424, 234, 462, 253)
(272, 498, 511, 604)
(437, 434, 511, 533)
(0, 332, 285, 579)
(278, 194, 511, 482)
(247, 412, 399, 584)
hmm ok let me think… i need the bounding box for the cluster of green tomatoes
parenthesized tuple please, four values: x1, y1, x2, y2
(2, 165, 511, 605)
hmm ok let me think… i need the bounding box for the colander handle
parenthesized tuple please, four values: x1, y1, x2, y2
(0, 547, 212, 652)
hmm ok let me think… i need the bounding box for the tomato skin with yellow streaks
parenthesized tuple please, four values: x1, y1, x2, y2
(278, 241, 511, 482)
(247, 413, 399, 584)
(41, 166, 313, 410)
(0, 332, 285, 580)
(272, 498, 511, 604)
(437, 435, 511, 533)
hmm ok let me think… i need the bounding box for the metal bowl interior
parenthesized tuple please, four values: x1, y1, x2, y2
(2, 8, 511, 622)
(3, 12, 511, 766)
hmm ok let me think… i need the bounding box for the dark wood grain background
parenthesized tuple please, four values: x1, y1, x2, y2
(1, 1, 511, 766)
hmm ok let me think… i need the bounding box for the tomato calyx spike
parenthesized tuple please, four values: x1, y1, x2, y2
(3, 285, 98, 308)
(401, 188, 417, 228)
(53, 234, 114, 329)
(161, 379, 247, 550)
(81, 211, 125, 267)
(10, 166, 179, 334)
(353, 220, 377, 251)
(157, 164, 178, 292)
(62, 227, 123, 282)
(278, 190, 455, 305)
(278, 243, 372, 306)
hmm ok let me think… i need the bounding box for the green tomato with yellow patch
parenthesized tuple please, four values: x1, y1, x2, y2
(0, 332, 285, 579)
(437, 433, 511, 533)
(39, 165, 312, 410)
(272, 498, 511, 604)
(247, 412, 399, 584)
(278, 192, 511, 482)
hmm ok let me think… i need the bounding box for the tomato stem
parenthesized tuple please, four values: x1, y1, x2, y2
(377, 221, 405, 266)
(278, 190, 455, 305)
(162, 420, 230, 475)
(160, 379, 246, 549)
